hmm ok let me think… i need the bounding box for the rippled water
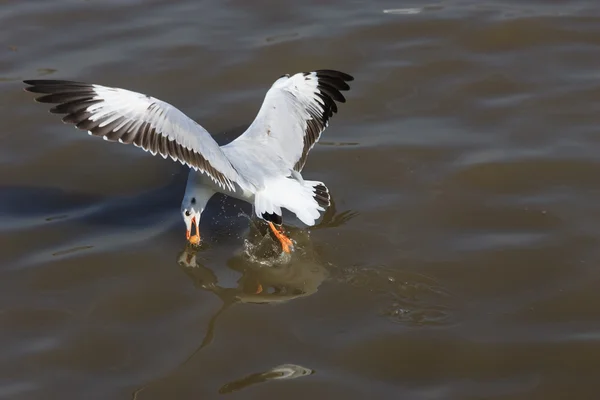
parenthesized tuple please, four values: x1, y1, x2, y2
(3, 0, 600, 398)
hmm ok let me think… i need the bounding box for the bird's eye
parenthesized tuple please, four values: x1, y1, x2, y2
(185, 210, 191, 217)
(191, 198, 196, 205)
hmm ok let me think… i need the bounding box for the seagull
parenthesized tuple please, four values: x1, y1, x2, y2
(23, 69, 353, 253)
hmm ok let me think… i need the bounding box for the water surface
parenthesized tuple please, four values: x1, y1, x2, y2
(3, 1, 600, 399)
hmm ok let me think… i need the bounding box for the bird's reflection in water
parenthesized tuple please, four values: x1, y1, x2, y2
(178, 228, 328, 305)
(178, 194, 357, 308)
(133, 243, 325, 399)
(174, 215, 330, 353)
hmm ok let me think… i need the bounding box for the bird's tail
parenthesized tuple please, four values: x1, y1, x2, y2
(254, 177, 330, 226)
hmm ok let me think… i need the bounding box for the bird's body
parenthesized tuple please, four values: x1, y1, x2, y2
(23, 70, 353, 252)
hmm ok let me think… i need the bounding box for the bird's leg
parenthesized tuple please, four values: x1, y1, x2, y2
(268, 222, 293, 253)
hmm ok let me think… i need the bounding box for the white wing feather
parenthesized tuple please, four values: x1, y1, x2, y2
(24, 80, 247, 192)
(226, 70, 353, 173)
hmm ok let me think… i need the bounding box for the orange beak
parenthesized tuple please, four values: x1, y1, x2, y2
(186, 216, 200, 244)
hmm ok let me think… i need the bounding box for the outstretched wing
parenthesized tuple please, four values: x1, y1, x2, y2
(23, 80, 243, 192)
(231, 70, 353, 172)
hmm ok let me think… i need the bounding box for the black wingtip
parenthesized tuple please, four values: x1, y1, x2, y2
(24, 79, 60, 86)
(311, 70, 353, 113)
(315, 69, 354, 82)
(313, 183, 330, 208)
(23, 80, 91, 94)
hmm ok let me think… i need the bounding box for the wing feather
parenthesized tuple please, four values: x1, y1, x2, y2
(23, 80, 244, 191)
(229, 69, 353, 172)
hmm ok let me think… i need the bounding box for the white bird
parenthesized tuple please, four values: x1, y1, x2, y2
(23, 70, 353, 252)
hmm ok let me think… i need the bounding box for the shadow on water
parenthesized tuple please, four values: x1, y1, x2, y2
(0, 171, 185, 229)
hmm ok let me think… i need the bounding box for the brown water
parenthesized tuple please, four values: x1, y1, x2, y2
(3, 0, 600, 398)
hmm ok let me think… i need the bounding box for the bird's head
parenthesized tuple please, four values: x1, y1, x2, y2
(181, 173, 217, 245)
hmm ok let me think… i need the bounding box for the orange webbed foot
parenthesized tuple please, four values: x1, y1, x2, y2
(268, 222, 294, 253)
